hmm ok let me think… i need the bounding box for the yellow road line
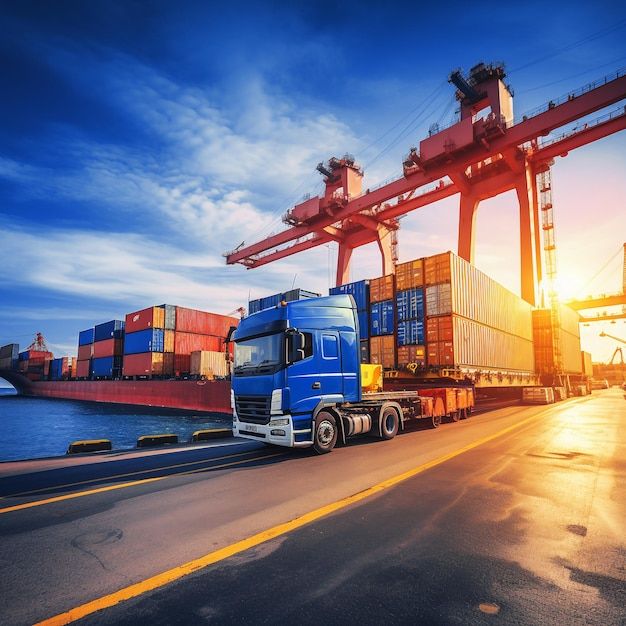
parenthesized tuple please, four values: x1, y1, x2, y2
(36, 410, 546, 626)
(0, 453, 284, 515)
(1, 448, 264, 500)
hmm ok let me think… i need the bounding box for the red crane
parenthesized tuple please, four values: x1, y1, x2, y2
(225, 63, 626, 306)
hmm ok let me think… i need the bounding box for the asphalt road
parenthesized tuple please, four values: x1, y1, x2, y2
(1, 389, 624, 625)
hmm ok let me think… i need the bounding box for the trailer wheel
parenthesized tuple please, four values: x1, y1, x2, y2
(431, 414, 442, 429)
(460, 408, 468, 419)
(313, 411, 338, 454)
(451, 410, 461, 422)
(380, 407, 399, 440)
(465, 406, 472, 418)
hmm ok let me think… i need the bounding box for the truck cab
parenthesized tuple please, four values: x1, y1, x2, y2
(231, 295, 361, 451)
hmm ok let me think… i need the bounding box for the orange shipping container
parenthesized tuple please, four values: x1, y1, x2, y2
(92, 338, 123, 358)
(426, 316, 453, 343)
(424, 252, 452, 285)
(78, 344, 93, 360)
(369, 335, 395, 369)
(122, 352, 164, 377)
(369, 275, 395, 303)
(125, 306, 165, 334)
(397, 345, 426, 369)
(174, 332, 222, 355)
(395, 259, 424, 290)
(76, 359, 91, 378)
(175, 307, 238, 337)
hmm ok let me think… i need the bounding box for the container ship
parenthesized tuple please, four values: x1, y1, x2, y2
(0, 253, 593, 412)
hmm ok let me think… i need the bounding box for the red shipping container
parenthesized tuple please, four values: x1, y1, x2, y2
(175, 307, 238, 338)
(92, 338, 123, 358)
(76, 360, 91, 377)
(125, 306, 165, 333)
(25, 350, 53, 362)
(78, 344, 93, 360)
(163, 352, 175, 377)
(174, 332, 222, 355)
(174, 354, 191, 375)
(122, 353, 164, 377)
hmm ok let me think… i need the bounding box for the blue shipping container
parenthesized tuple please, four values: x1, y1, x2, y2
(91, 356, 122, 378)
(397, 320, 425, 346)
(123, 329, 164, 354)
(329, 280, 369, 312)
(396, 288, 424, 322)
(18, 351, 29, 361)
(94, 320, 125, 342)
(370, 300, 395, 336)
(50, 358, 64, 380)
(78, 328, 95, 346)
(358, 310, 369, 340)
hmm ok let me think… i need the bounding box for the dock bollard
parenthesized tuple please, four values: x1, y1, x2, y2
(67, 439, 112, 455)
(137, 434, 179, 448)
(191, 428, 232, 442)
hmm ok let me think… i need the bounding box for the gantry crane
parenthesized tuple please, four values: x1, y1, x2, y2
(225, 64, 626, 306)
(599, 331, 626, 383)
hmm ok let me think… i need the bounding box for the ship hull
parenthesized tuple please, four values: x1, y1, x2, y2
(22, 379, 232, 414)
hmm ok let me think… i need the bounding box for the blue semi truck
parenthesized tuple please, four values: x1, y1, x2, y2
(230, 295, 473, 453)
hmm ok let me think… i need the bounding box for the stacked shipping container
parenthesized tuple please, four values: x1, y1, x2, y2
(532, 305, 582, 375)
(91, 320, 125, 378)
(18, 349, 54, 381)
(249, 288, 320, 314)
(331, 251, 538, 375)
(329, 280, 370, 361)
(0, 343, 19, 370)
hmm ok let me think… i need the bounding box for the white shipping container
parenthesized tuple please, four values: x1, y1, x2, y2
(451, 315, 535, 371)
(425, 252, 533, 340)
(190, 350, 230, 378)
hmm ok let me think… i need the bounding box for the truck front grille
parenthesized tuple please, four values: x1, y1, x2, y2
(235, 395, 271, 424)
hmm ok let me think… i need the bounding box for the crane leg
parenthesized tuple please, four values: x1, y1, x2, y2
(515, 166, 540, 306)
(336, 243, 353, 287)
(458, 194, 479, 263)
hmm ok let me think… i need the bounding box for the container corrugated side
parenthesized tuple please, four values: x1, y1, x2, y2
(122, 353, 164, 377)
(174, 332, 222, 355)
(175, 308, 238, 337)
(76, 359, 91, 378)
(78, 328, 95, 346)
(94, 320, 125, 342)
(369, 275, 395, 303)
(160, 304, 177, 330)
(396, 288, 424, 321)
(396, 259, 424, 290)
(91, 356, 122, 378)
(370, 300, 395, 336)
(93, 338, 123, 358)
(190, 351, 230, 378)
(397, 320, 424, 346)
(581, 351, 593, 377)
(125, 306, 165, 334)
(429, 315, 534, 371)
(426, 316, 453, 343)
(124, 329, 164, 354)
(357, 311, 369, 340)
(369, 336, 395, 369)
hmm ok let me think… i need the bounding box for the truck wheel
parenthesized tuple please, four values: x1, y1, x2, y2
(380, 407, 399, 440)
(451, 410, 461, 422)
(431, 414, 442, 429)
(313, 411, 338, 454)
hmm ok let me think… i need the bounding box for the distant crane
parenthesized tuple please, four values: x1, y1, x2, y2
(599, 331, 626, 382)
(26, 332, 49, 352)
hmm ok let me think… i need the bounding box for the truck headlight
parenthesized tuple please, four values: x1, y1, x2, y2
(270, 389, 282, 414)
(269, 417, 290, 427)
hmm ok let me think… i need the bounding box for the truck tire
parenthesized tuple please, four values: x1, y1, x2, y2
(313, 411, 338, 454)
(451, 410, 461, 422)
(380, 407, 399, 440)
(431, 414, 442, 429)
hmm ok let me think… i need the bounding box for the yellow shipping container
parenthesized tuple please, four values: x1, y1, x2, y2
(190, 350, 230, 378)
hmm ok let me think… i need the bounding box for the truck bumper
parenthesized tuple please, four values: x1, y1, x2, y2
(233, 415, 313, 448)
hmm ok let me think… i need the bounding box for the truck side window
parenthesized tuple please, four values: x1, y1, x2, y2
(322, 334, 338, 359)
(302, 332, 313, 359)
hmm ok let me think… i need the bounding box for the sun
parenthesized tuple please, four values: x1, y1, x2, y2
(553, 274, 583, 301)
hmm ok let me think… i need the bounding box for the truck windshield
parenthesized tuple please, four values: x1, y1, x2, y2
(233, 333, 284, 376)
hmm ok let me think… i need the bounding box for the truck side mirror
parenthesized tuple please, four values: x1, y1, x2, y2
(288, 331, 306, 364)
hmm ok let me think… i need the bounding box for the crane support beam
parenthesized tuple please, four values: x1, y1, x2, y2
(225, 70, 626, 288)
(580, 312, 626, 323)
(568, 293, 626, 310)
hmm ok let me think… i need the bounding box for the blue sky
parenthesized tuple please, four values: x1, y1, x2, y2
(1, 0, 625, 360)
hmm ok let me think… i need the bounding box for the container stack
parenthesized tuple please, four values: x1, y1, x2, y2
(18, 349, 54, 381)
(532, 305, 582, 375)
(332, 251, 536, 376)
(396, 259, 425, 369)
(190, 350, 230, 378)
(91, 320, 125, 379)
(122, 305, 237, 378)
(76, 328, 95, 379)
(248, 288, 320, 314)
(50, 357, 73, 380)
(329, 280, 370, 362)
(369, 275, 396, 369)
(0, 343, 19, 370)
(123, 306, 166, 377)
